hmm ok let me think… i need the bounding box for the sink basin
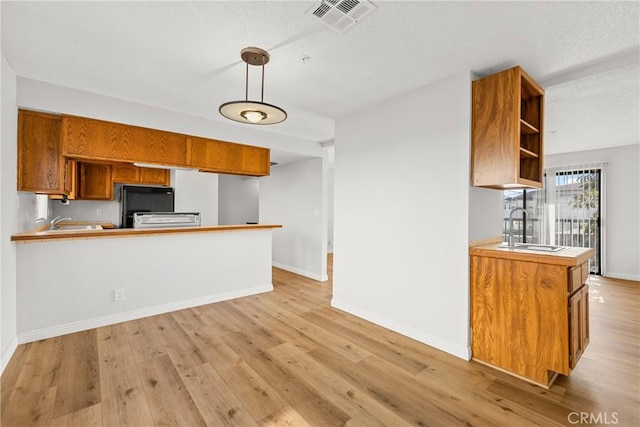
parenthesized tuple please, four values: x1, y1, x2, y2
(499, 243, 564, 252)
(47, 225, 103, 232)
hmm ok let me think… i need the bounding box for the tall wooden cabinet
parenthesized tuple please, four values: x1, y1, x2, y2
(471, 66, 544, 189)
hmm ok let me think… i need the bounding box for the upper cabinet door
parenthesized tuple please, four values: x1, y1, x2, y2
(62, 116, 188, 166)
(17, 110, 65, 194)
(188, 137, 270, 176)
(76, 162, 113, 200)
(471, 66, 544, 189)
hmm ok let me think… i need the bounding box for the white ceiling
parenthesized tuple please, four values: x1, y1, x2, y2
(2, 1, 639, 160)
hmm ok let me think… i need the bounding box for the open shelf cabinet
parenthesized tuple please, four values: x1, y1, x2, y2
(472, 66, 544, 189)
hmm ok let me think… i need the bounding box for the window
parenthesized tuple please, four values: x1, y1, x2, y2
(503, 164, 604, 274)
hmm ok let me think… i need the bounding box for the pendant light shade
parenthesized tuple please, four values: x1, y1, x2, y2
(219, 47, 287, 125)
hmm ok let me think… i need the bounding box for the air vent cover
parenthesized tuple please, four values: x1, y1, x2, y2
(308, 0, 377, 33)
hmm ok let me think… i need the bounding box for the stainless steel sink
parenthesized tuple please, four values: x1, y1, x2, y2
(499, 243, 564, 252)
(47, 225, 103, 232)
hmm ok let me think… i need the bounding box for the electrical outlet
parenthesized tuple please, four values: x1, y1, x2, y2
(96, 208, 102, 217)
(114, 288, 125, 302)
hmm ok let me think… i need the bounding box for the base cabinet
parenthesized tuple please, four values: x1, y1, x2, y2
(470, 256, 590, 387)
(569, 284, 590, 369)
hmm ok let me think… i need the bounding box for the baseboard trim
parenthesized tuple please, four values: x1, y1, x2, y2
(604, 272, 640, 282)
(331, 298, 471, 361)
(17, 284, 273, 344)
(272, 261, 328, 282)
(1, 334, 19, 375)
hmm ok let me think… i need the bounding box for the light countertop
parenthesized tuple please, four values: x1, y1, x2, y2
(11, 223, 282, 243)
(469, 242, 595, 267)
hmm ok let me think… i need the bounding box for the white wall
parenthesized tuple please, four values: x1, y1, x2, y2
(53, 197, 120, 225)
(1, 53, 19, 372)
(327, 148, 335, 252)
(260, 158, 327, 281)
(546, 144, 640, 281)
(218, 174, 259, 225)
(469, 187, 504, 243)
(16, 230, 273, 341)
(333, 71, 500, 360)
(173, 170, 219, 226)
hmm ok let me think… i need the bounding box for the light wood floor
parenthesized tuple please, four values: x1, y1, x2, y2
(2, 255, 639, 426)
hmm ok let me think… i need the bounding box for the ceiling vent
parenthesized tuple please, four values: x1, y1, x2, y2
(308, 0, 377, 33)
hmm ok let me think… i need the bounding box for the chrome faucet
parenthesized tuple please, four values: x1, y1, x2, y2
(508, 208, 529, 248)
(49, 216, 72, 230)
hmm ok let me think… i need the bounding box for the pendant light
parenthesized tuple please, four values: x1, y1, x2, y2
(219, 47, 287, 125)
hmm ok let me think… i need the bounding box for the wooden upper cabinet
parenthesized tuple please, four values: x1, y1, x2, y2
(139, 167, 170, 186)
(18, 111, 269, 191)
(77, 162, 113, 200)
(62, 116, 188, 166)
(18, 110, 66, 194)
(471, 66, 544, 189)
(188, 137, 270, 176)
(112, 163, 140, 183)
(63, 158, 77, 199)
(112, 163, 170, 186)
(242, 146, 270, 175)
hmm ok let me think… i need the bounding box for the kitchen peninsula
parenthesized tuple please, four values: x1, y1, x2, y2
(12, 224, 282, 343)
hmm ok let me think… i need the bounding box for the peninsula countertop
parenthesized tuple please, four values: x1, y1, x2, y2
(469, 242, 595, 267)
(11, 223, 282, 243)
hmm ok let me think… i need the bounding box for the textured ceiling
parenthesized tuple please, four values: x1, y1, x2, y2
(2, 1, 639, 157)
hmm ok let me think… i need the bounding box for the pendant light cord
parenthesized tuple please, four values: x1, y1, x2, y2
(245, 61, 249, 101)
(261, 54, 265, 103)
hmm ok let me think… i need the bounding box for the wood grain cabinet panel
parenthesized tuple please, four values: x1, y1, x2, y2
(569, 284, 590, 369)
(139, 168, 170, 186)
(62, 116, 188, 166)
(188, 137, 270, 176)
(112, 164, 170, 186)
(471, 255, 590, 388)
(17, 110, 66, 194)
(569, 261, 589, 294)
(112, 163, 140, 183)
(63, 158, 77, 200)
(242, 146, 270, 175)
(77, 162, 113, 200)
(471, 66, 544, 189)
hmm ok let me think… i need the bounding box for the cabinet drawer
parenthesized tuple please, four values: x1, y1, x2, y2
(569, 262, 589, 294)
(581, 262, 590, 285)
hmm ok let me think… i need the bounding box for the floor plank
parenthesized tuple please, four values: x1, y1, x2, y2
(97, 326, 155, 427)
(51, 330, 100, 419)
(136, 354, 207, 426)
(180, 363, 258, 426)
